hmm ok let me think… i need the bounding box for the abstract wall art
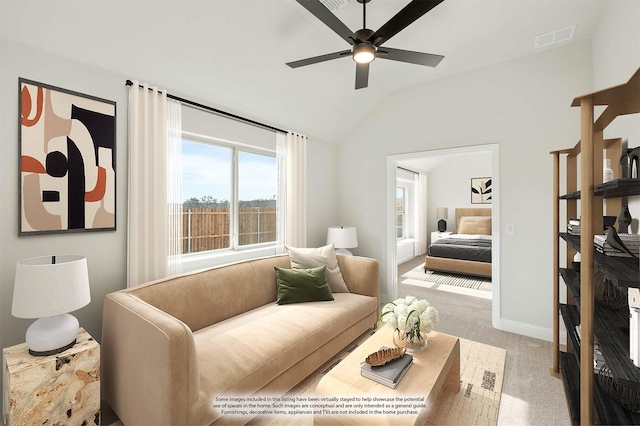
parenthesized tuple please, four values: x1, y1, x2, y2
(471, 177, 492, 204)
(19, 78, 116, 235)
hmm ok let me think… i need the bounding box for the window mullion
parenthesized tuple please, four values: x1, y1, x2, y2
(231, 148, 239, 250)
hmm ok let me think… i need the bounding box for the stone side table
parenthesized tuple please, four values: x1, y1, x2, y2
(3, 328, 100, 426)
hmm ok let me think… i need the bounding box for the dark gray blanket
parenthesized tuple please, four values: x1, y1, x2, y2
(428, 235, 492, 263)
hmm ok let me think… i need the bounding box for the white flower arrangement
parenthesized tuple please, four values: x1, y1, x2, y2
(380, 296, 439, 344)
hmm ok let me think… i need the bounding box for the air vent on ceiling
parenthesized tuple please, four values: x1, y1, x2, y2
(535, 25, 576, 49)
(320, 0, 352, 12)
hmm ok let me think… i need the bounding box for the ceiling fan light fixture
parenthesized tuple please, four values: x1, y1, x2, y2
(352, 44, 376, 64)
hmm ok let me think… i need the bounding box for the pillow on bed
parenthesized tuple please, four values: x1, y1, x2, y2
(457, 216, 492, 235)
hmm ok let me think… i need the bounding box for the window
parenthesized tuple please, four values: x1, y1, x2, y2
(237, 151, 277, 246)
(396, 187, 406, 239)
(181, 138, 277, 254)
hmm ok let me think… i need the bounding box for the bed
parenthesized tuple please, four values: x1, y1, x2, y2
(424, 208, 492, 278)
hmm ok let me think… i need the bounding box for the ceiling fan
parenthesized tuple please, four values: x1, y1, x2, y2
(287, 0, 445, 89)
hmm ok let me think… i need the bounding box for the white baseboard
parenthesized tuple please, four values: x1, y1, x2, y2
(498, 318, 567, 344)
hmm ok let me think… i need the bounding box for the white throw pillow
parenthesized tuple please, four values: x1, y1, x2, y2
(285, 243, 350, 293)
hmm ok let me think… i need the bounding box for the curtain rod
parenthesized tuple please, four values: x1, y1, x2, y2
(125, 80, 287, 134)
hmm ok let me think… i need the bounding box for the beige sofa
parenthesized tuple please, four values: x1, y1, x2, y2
(102, 254, 379, 425)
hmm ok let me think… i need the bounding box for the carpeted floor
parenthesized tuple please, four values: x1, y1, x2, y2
(248, 331, 506, 426)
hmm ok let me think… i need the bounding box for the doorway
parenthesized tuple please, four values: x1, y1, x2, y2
(386, 143, 501, 329)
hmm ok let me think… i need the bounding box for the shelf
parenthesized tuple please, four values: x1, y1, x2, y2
(560, 190, 581, 200)
(559, 352, 581, 425)
(560, 233, 640, 288)
(593, 376, 640, 425)
(594, 304, 640, 391)
(559, 269, 640, 391)
(559, 303, 581, 358)
(594, 179, 640, 198)
(559, 350, 640, 425)
(560, 268, 581, 306)
(559, 178, 640, 199)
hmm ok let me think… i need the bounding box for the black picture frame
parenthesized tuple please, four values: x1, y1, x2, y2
(471, 177, 492, 204)
(19, 78, 116, 235)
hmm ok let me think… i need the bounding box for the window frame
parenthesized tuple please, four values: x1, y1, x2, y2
(180, 132, 278, 266)
(396, 186, 407, 239)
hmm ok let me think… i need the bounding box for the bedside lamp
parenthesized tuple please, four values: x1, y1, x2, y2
(12, 255, 91, 356)
(327, 226, 358, 256)
(437, 208, 448, 232)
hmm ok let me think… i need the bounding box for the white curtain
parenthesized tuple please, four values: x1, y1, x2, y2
(415, 172, 428, 256)
(166, 100, 183, 277)
(276, 131, 307, 252)
(127, 81, 183, 287)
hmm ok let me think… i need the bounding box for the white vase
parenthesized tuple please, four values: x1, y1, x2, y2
(603, 158, 614, 183)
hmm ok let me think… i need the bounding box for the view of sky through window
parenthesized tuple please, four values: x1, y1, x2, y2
(181, 140, 277, 204)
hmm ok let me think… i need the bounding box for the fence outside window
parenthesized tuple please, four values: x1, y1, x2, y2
(179, 207, 276, 253)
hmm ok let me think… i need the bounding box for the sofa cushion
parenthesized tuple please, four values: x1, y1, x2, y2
(275, 266, 334, 304)
(286, 244, 350, 293)
(189, 292, 377, 423)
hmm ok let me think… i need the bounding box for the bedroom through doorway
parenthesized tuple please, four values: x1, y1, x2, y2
(386, 144, 500, 329)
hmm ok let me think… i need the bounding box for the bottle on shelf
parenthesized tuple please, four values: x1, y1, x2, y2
(603, 158, 614, 183)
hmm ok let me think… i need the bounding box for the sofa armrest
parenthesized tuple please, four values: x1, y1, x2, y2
(337, 255, 380, 319)
(102, 292, 199, 426)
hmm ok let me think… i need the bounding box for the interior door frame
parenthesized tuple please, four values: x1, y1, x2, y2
(386, 143, 501, 329)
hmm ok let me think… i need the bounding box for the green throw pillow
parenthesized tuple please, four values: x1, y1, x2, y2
(275, 266, 334, 305)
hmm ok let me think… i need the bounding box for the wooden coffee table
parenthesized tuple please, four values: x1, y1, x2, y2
(313, 326, 460, 425)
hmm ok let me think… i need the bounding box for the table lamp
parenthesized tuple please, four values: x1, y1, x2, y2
(12, 255, 91, 356)
(327, 226, 358, 256)
(437, 207, 448, 232)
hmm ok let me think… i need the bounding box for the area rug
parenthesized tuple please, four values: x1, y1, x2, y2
(402, 264, 492, 292)
(248, 331, 506, 426)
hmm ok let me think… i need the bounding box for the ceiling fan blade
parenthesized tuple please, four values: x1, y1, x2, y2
(286, 50, 351, 68)
(377, 47, 444, 67)
(355, 62, 369, 90)
(296, 0, 358, 45)
(368, 0, 444, 46)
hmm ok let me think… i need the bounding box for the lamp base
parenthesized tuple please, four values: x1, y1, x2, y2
(25, 314, 80, 356)
(29, 340, 77, 357)
(438, 219, 447, 232)
(335, 248, 353, 256)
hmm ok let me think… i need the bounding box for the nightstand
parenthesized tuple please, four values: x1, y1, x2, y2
(431, 231, 452, 243)
(3, 328, 100, 426)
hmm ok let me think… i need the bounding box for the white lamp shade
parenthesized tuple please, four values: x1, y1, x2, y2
(12, 255, 91, 319)
(436, 208, 448, 220)
(327, 226, 358, 249)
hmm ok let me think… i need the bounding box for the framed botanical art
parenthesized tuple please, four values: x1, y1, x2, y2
(471, 177, 492, 204)
(19, 78, 116, 235)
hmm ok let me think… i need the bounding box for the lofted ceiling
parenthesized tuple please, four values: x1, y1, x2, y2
(0, 0, 607, 142)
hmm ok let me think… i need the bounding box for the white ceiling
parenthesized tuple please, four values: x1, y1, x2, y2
(0, 0, 607, 142)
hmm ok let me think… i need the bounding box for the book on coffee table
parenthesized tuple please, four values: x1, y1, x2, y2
(360, 347, 413, 389)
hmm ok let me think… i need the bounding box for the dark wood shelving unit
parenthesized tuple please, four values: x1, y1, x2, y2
(560, 190, 582, 200)
(594, 178, 640, 198)
(558, 178, 640, 200)
(558, 300, 640, 424)
(551, 68, 640, 425)
(561, 268, 640, 390)
(559, 352, 581, 425)
(560, 233, 640, 288)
